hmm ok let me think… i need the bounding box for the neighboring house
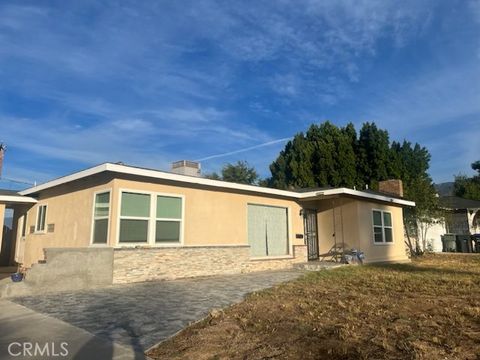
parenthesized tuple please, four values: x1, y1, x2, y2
(421, 196, 480, 252)
(440, 196, 480, 235)
(0, 162, 414, 284)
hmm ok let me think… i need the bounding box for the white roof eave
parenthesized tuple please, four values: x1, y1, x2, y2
(0, 195, 37, 204)
(19, 163, 415, 207)
(19, 164, 109, 196)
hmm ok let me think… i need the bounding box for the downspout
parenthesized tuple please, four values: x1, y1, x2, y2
(332, 199, 337, 262)
(265, 219, 269, 256)
(340, 198, 345, 260)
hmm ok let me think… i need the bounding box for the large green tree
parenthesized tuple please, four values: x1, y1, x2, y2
(454, 160, 480, 200)
(269, 121, 356, 189)
(357, 122, 390, 189)
(205, 161, 259, 185)
(268, 121, 438, 255)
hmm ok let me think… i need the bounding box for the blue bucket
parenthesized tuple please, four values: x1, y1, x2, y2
(11, 273, 23, 282)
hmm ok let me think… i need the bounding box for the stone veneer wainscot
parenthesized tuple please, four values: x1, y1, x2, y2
(113, 245, 308, 284)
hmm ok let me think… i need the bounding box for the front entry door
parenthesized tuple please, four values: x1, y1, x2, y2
(303, 209, 319, 261)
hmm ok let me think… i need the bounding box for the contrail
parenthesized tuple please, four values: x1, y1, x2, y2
(196, 137, 292, 162)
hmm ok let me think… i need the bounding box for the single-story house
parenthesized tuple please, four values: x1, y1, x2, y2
(0, 162, 414, 284)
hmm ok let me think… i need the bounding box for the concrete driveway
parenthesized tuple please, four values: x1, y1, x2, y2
(0, 300, 144, 360)
(9, 270, 302, 356)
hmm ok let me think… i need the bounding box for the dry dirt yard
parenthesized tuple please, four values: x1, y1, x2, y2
(147, 254, 480, 360)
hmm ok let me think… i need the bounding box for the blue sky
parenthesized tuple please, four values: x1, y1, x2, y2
(1, 0, 480, 189)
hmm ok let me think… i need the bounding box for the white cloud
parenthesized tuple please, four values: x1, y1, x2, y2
(144, 107, 228, 124)
(196, 137, 291, 161)
(0, 1, 436, 105)
(359, 62, 480, 134)
(469, 0, 480, 23)
(0, 101, 277, 181)
(112, 119, 153, 132)
(423, 120, 480, 182)
(353, 61, 480, 183)
(0, 0, 478, 183)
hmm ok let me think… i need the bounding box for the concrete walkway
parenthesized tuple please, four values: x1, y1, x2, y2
(0, 300, 147, 360)
(8, 270, 303, 357)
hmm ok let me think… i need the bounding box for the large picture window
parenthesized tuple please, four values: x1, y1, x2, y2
(119, 192, 150, 243)
(373, 210, 393, 244)
(118, 191, 183, 245)
(92, 192, 110, 244)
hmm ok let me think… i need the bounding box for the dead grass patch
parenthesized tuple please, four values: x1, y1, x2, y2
(147, 254, 480, 360)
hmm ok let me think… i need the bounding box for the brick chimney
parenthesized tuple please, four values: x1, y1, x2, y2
(0, 143, 5, 178)
(378, 179, 404, 198)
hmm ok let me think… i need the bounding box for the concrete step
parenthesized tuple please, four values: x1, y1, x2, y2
(294, 261, 346, 271)
(0, 281, 31, 298)
(0, 276, 12, 285)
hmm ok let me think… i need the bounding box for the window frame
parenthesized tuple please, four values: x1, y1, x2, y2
(118, 191, 151, 244)
(155, 195, 183, 244)
(35, 204, 48, 234)
(372, 209, 394, 245)
(116, 188, 185, 247)
(90, 189, 112, 246)
(246, 202, 293, 259)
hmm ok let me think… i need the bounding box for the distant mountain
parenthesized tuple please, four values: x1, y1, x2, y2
(435, 182, 454, 196)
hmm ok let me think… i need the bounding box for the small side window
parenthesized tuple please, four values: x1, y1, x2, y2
(35, 205, 47, 232)
(92, 192, 110, 244)
(372, 210, 393, 244)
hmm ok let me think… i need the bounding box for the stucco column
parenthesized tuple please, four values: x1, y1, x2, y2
(0, 203, 5, 254)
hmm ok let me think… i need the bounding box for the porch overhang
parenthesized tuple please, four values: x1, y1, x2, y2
(298, 188, 415, 207)
(0, 195, 37, 204)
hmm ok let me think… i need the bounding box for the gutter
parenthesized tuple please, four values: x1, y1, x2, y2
(19, 162, 415, 207)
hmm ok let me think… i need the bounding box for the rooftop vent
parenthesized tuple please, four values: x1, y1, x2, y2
(171, 160, 201, 177)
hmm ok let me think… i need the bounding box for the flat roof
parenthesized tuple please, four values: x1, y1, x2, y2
(19, 162, 415, 207)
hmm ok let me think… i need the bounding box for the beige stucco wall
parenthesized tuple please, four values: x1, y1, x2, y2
(110, 177, 305, 248)
(17, 172, 409, 268)
(313, 198, 409, 263)
(314, 198, 360, 255)
(21, 175, 115, 267)
(356, 201, 409, 263)
(19, 175, 305, 267)
(11, 204, 30, 265)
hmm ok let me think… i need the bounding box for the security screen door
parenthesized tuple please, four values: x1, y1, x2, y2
(247, 204, 289, 257)
(303, 209, 319, 260)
